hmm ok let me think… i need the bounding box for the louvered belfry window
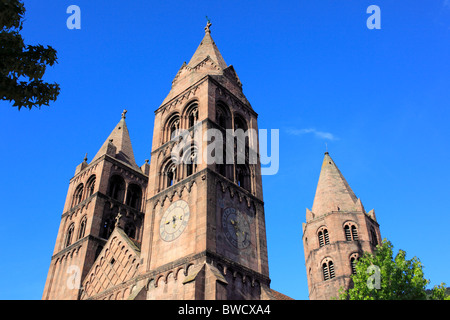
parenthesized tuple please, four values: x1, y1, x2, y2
(350, 257, 357, 274)
(351, 225, 358, 240)
(345, 223, 358, 241)
(318, 231, 324, 247)
(322, 263, 329, 280)
(322, 260, 335, 281)
(345, 225, 352, 241)
(329, 261, 335, 279)
(323, 229, 330, 245)
(318, 228, 330, 248)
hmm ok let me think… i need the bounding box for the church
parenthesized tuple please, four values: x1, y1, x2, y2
(42, 22, 381, 300)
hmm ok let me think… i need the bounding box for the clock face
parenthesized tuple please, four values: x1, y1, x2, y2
(221, 207, 251, 249)
(160, 200, 190, 242)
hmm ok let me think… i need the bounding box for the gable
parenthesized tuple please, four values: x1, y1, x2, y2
(80, 227, 141, 299)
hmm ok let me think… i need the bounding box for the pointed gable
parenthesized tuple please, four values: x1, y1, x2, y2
(161, 22, 239, 107)
(187, 25, 227, 70)
(91, 112, 139, 170)
(311, 153, 362, 217)
(81, 227, 141, 300)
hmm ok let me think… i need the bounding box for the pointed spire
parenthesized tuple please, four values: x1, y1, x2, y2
(92, 111, 139, 169)
(311, 153, 361, 217)
(187, 20, 227, 69)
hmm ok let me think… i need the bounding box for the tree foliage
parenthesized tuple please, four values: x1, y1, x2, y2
(0, 0, 60, 110)
(339, 239, 449, 300)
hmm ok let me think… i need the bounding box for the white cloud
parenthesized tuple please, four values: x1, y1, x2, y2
(285, 128, 338, 141)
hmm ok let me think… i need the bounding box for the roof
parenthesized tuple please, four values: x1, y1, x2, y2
(311, 152, 361, 217)
(270, 289, 295, 300)
(187, 22, 227, 69)
(91, 112, 139, 170)
(159, 21, 238, 108)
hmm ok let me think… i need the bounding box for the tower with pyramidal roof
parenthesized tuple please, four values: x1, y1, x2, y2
(42, 22, 291, 300)
(302, 152, 382, 300)
(42, 110, 149, 300)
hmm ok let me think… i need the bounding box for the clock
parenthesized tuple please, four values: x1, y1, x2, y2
(160, 200, 190, 242)
(221, 207, 251, 249)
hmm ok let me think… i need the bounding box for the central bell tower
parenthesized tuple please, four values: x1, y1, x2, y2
(139, 22, 272, 299)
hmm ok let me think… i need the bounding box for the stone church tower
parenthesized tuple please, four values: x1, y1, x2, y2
(302, 152, 382, 300)
(43, 22, 288, 300)
(42, 111, 148, 300)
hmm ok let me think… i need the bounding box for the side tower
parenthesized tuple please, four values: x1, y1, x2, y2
(138, 22, 272, 300)
(302, 152, 381, 300)
(42, 112, 148, 300)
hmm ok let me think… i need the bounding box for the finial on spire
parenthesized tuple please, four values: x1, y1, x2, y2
(121, 109, 127, 119)
(83, 153, 88, 162)
(205, 16, 212, 33)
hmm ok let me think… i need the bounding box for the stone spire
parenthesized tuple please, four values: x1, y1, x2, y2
(161, 21, 236, 106)
(310, 152, 363, 218)
(91, 110, 139, 169)
(187, 20, 227, 69)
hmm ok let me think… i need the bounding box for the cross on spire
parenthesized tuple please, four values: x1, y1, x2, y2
(121, 109, 127, 119)
(205, 18, 212, 33)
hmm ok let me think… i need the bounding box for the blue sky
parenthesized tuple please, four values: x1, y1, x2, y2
(1, 0, 450, 300)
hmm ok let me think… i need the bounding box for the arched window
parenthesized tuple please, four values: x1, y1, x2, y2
(167, 167, 175, 187)
(161, 160, 177, 189)
(344, 223, 358, 241)
(126, 184, 142, 211)
(72, 183, 84, 208)
(351, 225, 358, 240)
(78, 216, 87, 240)
(318, 228, 330, 247)
(86, 175, 96, 198)
(184, 146, 198, 178)
(187, 104, 199, 128)
(344, 225, 351, 241)
(216, 102, 231, 129)
(370, 227, 378, 247)
(65, 223, 75, 247)
(234, 115, 247, 131)
(350, 253, 359, 274)
(108, 175, 125, 202)
(165, 114, 180, 142)
(324, 229, 330, 244)
(322, 260, 335, 281)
